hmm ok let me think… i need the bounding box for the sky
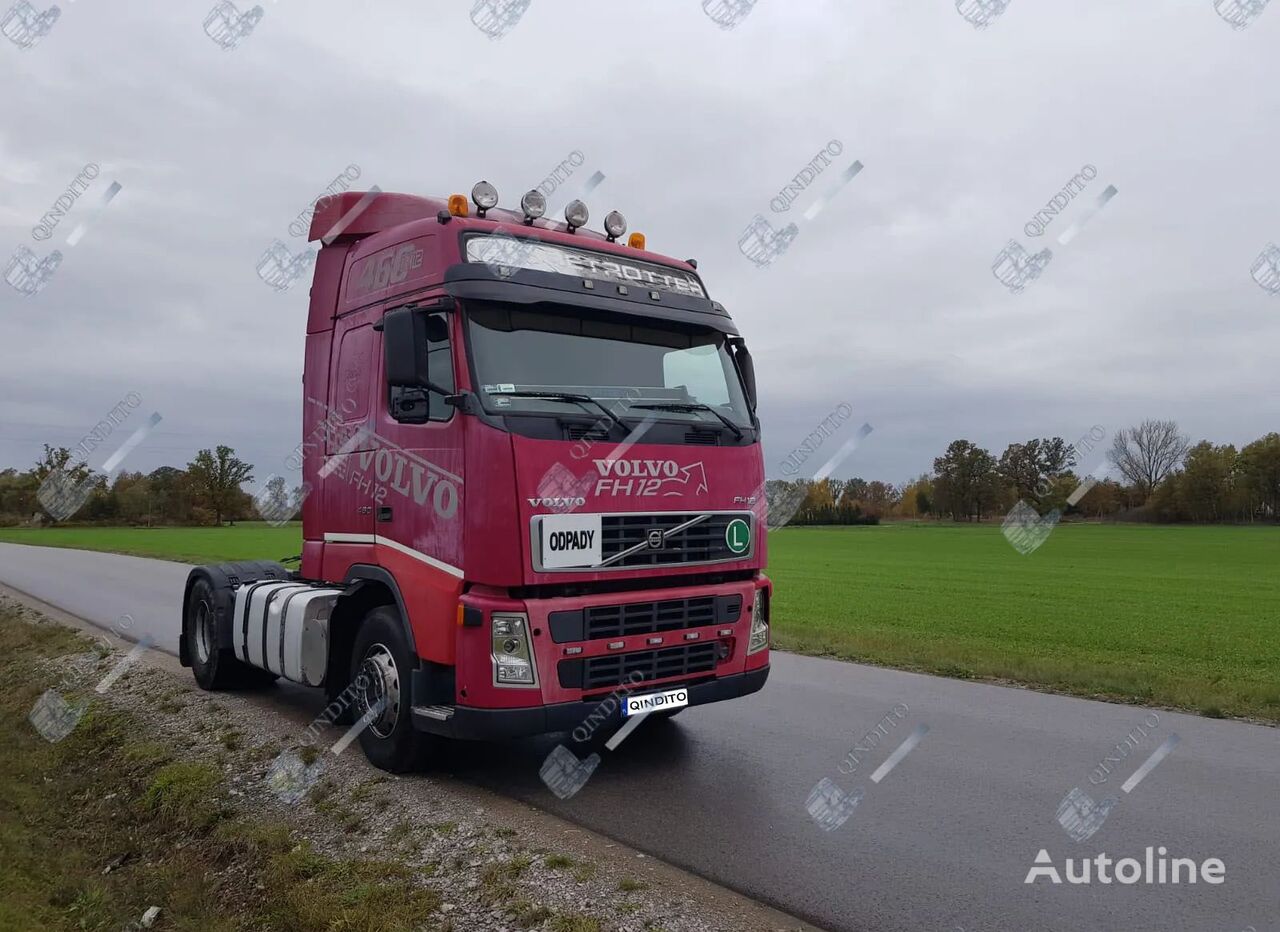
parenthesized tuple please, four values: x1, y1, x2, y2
(1, 0, 1278, 489)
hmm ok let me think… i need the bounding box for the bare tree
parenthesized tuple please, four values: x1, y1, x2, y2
(1108, 420, 1190, 499)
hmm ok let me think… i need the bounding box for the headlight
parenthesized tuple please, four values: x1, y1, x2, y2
(603, 210, 627, 241)
(520, 189, 546, 221)
(471, 180, 499, 214)
(564, 199, 589, 232)
(747, 589, 769, 655)
(492, 613, 538, 686)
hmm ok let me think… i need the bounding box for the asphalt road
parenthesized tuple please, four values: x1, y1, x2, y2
(1, 542, 1276, 932)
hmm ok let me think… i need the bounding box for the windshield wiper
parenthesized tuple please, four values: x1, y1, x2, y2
(629, 402, 744, 441)
(488, 390, 628, 436)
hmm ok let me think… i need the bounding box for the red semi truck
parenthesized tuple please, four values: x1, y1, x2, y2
(180, 183, 771, 772)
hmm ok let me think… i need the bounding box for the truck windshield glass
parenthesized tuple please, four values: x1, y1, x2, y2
(466, 305, 751, 429)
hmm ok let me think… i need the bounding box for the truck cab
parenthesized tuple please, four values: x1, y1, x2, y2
(181, 184, 770, 772)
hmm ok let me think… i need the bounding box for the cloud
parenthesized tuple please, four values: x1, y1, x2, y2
(1, 0, 1277, 487)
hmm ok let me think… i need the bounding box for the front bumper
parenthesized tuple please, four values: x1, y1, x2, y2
(412, 664, 769, 740)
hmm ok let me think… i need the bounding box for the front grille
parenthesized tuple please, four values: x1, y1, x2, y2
(549, 594, 741, 643)
(600, 512, 752, 568)
(559, 642, 720, 690)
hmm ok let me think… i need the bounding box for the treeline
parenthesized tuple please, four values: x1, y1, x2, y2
(0, 444, 298, 527)
(777, 421, 1280, 525)
(4, 419, 1278, 528)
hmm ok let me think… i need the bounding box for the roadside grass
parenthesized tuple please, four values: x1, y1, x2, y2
(0, 608, 440, 931)
(769, 522, 1280, 722)
(3, 520, 1278, 721)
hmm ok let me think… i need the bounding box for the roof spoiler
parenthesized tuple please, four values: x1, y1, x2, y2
(307, 190, 445, 244)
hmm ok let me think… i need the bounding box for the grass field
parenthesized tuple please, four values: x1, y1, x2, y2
(2, 522, 1277, 722)
(768, 523, 1280, 722)
(0, 524, 302, 566)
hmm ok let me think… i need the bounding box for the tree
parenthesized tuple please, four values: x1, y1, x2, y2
(32, 445, 91, 484)
(1178, 442, 1238, 522)
(1040, 437, 1077, 477)
(998, 441, 1044, 502)
(933, 440, 1000, 521)
(1107, 420, 1190, 500)
(1238, 432, 1280, 520)
(998, 437, 1078, 506)
(186, 446, 254, 526)
(862, 480, 899, 517)
(258, 475, 290, 520)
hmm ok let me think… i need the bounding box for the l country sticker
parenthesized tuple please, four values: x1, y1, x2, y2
(725, 518, 751, 554)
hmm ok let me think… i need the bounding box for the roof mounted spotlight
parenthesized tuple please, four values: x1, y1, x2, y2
(564, 199, 589, 234)
(603, 210, 627, 243)
(520, 189, 546, 225)
(471, 180, 499, 218)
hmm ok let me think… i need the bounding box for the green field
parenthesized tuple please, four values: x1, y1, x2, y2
(2, 522, 1276, 721)
(0, 524, 302, 566)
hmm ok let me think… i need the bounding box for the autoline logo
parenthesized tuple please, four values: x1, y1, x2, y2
(1025, 848, 1226, 885)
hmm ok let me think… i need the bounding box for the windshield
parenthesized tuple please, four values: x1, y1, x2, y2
(465, 305, 752, 430)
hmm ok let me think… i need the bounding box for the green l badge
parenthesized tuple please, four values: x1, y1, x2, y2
(725, 518, 751, 555)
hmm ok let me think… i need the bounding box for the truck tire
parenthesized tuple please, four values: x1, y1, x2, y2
(186, 576, 276, 690)
(349, 606, 437, 773)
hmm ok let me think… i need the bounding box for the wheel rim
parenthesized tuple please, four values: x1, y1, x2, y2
(355, 643, 400, 739)
(193, 598, 215, 665)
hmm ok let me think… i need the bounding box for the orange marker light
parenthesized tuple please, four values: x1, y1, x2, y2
(628, 232, 646, 250)
(448, 194, 469, 217)
(457, 604, 465, 626)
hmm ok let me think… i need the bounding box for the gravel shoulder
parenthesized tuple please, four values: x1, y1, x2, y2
(1, 589, 815, 932)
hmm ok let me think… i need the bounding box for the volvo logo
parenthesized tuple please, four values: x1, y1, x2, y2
(647, 529, 665, 550)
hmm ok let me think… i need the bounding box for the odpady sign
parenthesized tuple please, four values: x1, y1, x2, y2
(548, 530, 595, 551)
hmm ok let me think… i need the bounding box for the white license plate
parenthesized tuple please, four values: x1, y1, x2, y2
(539, 513, 603, 569)
(622, 686, 690, 717)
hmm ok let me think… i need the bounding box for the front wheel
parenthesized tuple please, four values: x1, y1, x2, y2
(349, 606, 438, 773)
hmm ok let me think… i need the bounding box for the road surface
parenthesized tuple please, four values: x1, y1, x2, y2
(1, 542, 1275, 932)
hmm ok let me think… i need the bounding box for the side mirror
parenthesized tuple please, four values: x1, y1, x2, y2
(382, 307, 431, 388)
(732, 338, 757, 411)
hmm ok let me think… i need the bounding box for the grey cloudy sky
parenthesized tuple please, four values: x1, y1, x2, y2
(1, 0, 1277, 488)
